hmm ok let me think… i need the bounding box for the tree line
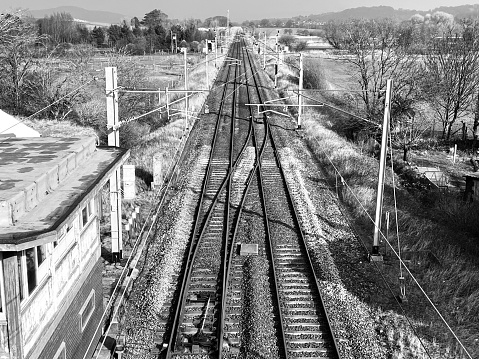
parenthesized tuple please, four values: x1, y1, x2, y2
(0, 9, 219, 121)
(321, 14, 479, 159)
(35, 9, 219, 54)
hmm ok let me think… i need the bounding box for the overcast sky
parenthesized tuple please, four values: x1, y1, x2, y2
(1, 0, 473, 21)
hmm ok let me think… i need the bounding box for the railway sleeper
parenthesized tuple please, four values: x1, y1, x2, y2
(190, 275, 218, 281)
(283, 314, 322, 320)
(287, 337, 330, 345)
(287, 347, 329, 353)
(182, 326, 216, 335)
(275, 261, 309, 267)
(283, 300, 317, 306)
(281, 293, 316, 299)
(280, 287, 314, 293)
(224, 337, 240, 345)
(284, 327, 329, 335)
(285, 323, 329, 331)
(280, 282, 311, 288)
(225, 308, 242, 315)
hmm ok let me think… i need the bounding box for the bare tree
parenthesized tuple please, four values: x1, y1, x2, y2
(328, 19, 421, 134)
(0, 12, 47, 114)
(323, 20, 344, 50)
(421, 21, 479, 140)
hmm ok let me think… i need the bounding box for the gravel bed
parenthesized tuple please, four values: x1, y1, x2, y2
(231, 146, 256, 207)
(122, 145, 210, 358)
(240, 256, 280, 359)
(271, 129, 386, 359)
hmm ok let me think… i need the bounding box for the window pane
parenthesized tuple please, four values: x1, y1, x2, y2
(82, 207, 88, 226)
(37, 245, 47, 266)
(17, 254, 24, 301)
(25, 248, 36, 294)
(88, 199, 94, 217)
(80, 291, 95, 331)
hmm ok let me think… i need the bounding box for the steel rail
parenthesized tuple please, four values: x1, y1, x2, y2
(243, 36, 290, 359)
(164, 39, 238, 359)
(164, 35, 253, 359)
(246, 35, 342, 359)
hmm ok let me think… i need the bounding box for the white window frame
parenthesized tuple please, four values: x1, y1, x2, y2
(0, 254, 6, 320)
(80, 198, 95, 229)
(79, 289, 95, 332)
(18, 244, 51, 303)
(52, 341, 66, 359)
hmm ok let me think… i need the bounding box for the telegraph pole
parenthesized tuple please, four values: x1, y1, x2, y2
(371, 79, 393, 262)
(215, 29, 218, 68)
(274, 30, 279, 88)
(105, 67, 122, 261)
(298, 53, 303, 129)
(227, 9, 230, 38)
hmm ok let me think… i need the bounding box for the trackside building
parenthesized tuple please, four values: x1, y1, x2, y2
(0, 137, 129, 359)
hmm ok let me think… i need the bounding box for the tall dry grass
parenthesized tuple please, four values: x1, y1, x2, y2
(267, 52, 479, 358)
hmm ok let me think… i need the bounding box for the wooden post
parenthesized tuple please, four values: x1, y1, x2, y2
(106, 67, 122, 262)
(135, 206, 141, 225)
(166, 87, 170, 120)
(263, 32, 266, 70)
(298, 53, 303, 129)
(128, 218, 134, 239)
(371, 79, 392, 261)
(2, 252, 23, 358)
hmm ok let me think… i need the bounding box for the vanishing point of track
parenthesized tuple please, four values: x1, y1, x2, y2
(159, 32, 340, 359)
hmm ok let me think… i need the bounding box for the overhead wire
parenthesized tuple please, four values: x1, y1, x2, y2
(310, 131, 473, 359)
(387, 126, 472, 358)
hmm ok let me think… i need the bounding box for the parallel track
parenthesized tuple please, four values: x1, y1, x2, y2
(161, 33, 340, 359)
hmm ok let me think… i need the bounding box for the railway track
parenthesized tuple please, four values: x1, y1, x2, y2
(155, 32, 340, 359)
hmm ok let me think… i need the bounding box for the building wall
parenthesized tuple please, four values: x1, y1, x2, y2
(29, 259, 103, 359)
(20, 196, 102, 359)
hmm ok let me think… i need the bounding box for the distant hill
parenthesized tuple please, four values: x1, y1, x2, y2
(307, 6, 416, 22)
(27, 6, 129, 25)
(302, 4, 479, 22)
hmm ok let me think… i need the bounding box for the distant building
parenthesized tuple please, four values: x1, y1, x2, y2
(0, 136, 129, 359)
